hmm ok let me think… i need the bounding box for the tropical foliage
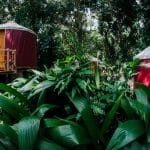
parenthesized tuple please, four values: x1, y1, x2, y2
(0, 0, 150, 150)
(0, 55, 146, 150)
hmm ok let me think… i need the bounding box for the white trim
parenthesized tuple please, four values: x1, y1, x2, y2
(139, 63, 150, 68)
(134, 46, 150, 59)
(0, 21, 36, 35)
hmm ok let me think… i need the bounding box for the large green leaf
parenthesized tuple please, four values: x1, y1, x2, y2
(44, 118, 67, 128)
(31, 69, 46, 78)
(19, 77, 38, 93)
(121, 98, 135, 119)
(37, 90, 47, 106)
(0, 83, 27, 102)
(0, 138, 18, 150)
(0, 143, 5, 150)
(0, 95, 28, 120)
(44, 117, 91, 147)
(67, 94, 99, 149)
(76, 78, 87, 93)
(123, 141, 150, 150)
(136, 83, 150, 97)
(100, 93, 124, 140)
(32, 104, 57, 118)
(135, 85, 150, 141)
(106, 120, 146, 150)
(129, 99, 150, 142)
(0, 112, 12, 124)
(129, 100, 147, 121)
(135, 89, 148, 105)
(29, 80, 54, 98)
(10, 77, 27, 88)
(36, 138, 66, 150)
(47, 123, 91, 147)
(78, 68, 92, 76)
(17, 117, 40, 150)
(0, 123, 18, 145)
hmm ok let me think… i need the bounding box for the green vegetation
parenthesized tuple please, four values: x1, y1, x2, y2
(0, 55, 148, 149)
(0, 0, 150, 149)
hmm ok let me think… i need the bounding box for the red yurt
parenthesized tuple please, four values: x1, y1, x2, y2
(134, 46, 150, 87)
(0, 21, 37, 72)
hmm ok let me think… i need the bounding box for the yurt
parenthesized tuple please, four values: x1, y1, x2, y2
(0, 21, 37, 72)
(134, 46, 150, 87)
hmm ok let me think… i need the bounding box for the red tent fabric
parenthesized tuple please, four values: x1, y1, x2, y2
(5, 30, 37, 68)
(135, 66, 150, 86)
(134, 46, 150, 87)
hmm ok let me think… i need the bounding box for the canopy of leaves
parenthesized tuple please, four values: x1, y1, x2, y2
(0, 0, 149, 66)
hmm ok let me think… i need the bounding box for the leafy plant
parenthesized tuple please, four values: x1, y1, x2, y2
(0, 80, 101, 149)
(0, 56, 141, 150)
(107, 83, 150, 150)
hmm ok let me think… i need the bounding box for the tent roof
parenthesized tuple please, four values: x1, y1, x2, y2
(0, 21, 36, 35)
(134, 46, 150, 59)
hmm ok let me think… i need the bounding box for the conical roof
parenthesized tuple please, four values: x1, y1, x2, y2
(134, 46, 150, 59)
(0, 21, 36, 35)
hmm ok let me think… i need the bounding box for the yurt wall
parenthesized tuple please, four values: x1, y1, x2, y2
(5, 30, 37, 68)
(134, 46, 150, 87)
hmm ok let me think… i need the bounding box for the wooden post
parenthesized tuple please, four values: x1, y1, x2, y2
(6, 48, 9, 71)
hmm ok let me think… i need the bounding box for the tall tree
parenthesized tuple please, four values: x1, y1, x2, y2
(0, 0, 148, 66)
(97, 0, 138, 62)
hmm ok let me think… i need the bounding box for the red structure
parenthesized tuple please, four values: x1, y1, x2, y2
(134, 46, 150, 87)
(0, 21, 37, 72)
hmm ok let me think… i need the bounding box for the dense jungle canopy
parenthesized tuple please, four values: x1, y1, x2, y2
(0, 0, 150, 67)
